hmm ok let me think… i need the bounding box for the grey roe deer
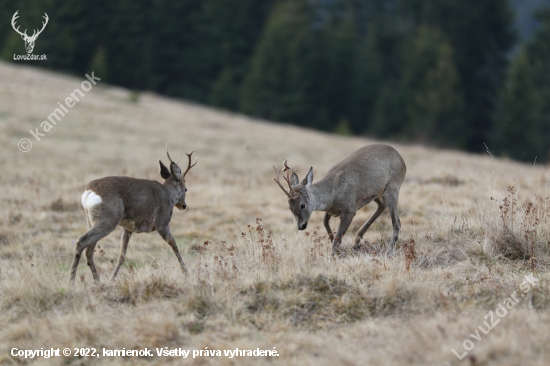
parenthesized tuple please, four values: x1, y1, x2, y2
(69, 146, 197, 284)
(274, 144, 406, 256)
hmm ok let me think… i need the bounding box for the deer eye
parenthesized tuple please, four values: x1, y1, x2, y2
(185, 188, 188, 192)
(301, 203, 305, 210)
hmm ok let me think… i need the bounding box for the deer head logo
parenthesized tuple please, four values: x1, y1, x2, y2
(11, 11, 49, 54)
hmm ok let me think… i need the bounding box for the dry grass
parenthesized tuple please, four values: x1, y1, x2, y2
(0, 61, 549, 365)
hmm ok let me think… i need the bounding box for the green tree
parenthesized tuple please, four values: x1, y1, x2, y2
(88, 46, 108, 81)
(205, 0, 276, 110)
(405, 0, 516, 151)
(322, 9, 357, 130)
(401, 27, 466, 146)
(240, 0, 329, 129)
(494, 9, 550, 162)
(349, 25, 385, 134)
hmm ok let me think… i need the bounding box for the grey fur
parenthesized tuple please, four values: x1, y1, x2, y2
(69, 148, 196, 284)
(278, 144, 406, 256)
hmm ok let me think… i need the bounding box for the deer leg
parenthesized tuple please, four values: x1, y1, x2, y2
(158, 227, 187, 274)
(353, 196, 387, 246)
(85, 243, 99, 282)
(70, 224, 116, 285)
(323, 213, 334, 241)
(81, 212, 101, 282)
(384, 186, 401, 257)
(331, 212, 355, 257)
(110, 229, 132, 281)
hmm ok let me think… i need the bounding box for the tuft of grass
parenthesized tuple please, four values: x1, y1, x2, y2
(425, 174, 464, 186)
(485, 186, 550, 265)
(102, 275, 184, 305)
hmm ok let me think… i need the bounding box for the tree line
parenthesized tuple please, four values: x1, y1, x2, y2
(1, 0, 549, 162)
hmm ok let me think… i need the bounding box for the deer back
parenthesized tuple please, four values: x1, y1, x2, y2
(318, 144, 406, 209)
(82, 177, 174, 227)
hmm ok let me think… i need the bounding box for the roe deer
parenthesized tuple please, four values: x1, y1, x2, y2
(274, 144, 406, 256)
(69, 146, 197, 284)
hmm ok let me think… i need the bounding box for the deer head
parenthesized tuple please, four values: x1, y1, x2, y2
(274, 159, 314, 230)
(159, 144, 197, 210)
(11, 11, 49, 54)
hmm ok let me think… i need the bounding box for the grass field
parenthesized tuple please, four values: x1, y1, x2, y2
(0, 61, 549, 365)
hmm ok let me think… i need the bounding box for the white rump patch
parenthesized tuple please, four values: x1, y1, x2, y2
(81, 190, 102, 209)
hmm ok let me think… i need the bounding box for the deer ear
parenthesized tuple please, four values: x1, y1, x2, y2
(170, 162, 182, 181)
(302, 167, 313, 187)
(159, 160, 171, 179)
(290, 171, 300, 186)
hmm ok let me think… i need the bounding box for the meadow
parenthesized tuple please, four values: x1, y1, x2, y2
(0, 61, 549, 365)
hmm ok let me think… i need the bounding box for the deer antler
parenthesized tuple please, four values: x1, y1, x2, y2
(273, 158, 299, 198)
(166, 144, 180, 165)
(282, 159, 293, 172)
(273, 166, 291, 198)
(11, 11, 27, 37)
(281, 158, 299, 183)
(182, 151, 197, 178)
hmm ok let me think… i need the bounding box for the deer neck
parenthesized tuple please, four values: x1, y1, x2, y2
(310, 179, 334, 212)
(163, 182, 183, 206)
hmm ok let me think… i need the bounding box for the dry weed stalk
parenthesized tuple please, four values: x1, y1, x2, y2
(307, 231, 326, 263)
(486, 186, 550, 265)
(403, 239, 417, 271)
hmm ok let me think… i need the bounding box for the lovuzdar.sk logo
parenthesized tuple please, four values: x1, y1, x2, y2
(11, 10, 48, 61)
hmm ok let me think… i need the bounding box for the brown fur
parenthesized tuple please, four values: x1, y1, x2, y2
(69, 150, 195, 284)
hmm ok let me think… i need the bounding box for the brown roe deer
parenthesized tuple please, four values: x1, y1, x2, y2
(274, 144, 406, 256)
(69, 146, 196, 284)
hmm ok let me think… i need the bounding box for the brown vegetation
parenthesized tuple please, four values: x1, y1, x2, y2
(0, 62, 549, 365)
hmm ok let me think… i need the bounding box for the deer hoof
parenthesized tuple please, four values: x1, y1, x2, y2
(352, 236, 364, 246)
(352, 241, 365, 251)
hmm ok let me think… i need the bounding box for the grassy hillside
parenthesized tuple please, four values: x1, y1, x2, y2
(0, 62, 549, 365)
